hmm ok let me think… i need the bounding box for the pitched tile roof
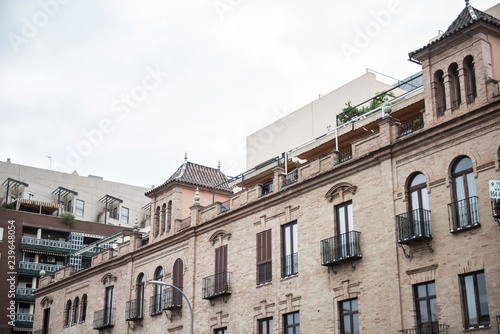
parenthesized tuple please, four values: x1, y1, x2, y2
(145, 160, 232, 196)
(409, 3, 500, 58)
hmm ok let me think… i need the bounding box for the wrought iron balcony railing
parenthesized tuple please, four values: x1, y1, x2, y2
(448, 196, 480, 232)
(21, 236, 77, 253)
(125, 299, 144, 321)
(149, 294, 163, 315)
(18, 261, 65, 275)
(398, 114, 424, 138)
(93, 308, 115, 329)
(16, 287, 37, 301)
(321, 231, 361, 266)
(163, 287, 182, 310)
(281, 252, 298, 277)
(398, 323, 449, 334)
(339, 146, 352, 163)
(202, 271, 231, 300)
(396, 209, 432, 244)
(285, 170, 298, 185)
(15, 312, 34, 324)
(257, 260, 272, 285)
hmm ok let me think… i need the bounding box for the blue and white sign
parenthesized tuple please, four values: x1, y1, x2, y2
(489, 180, 500, 199)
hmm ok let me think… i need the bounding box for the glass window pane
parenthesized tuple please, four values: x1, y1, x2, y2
(339, 207, 346, 234)
(411, 173, 426, 187)
(476, 273, 489, 318)
(430, 298, 438, 322)
(343, 300, 351, 312)
(351, 298, 358, 311)
(287, 329, 293, 334)
(292, 223, 298, 255)
(453, 157, 473, 174)
(287, 313, 293, 324)
(464, 275, 478, 325)
(419, 300, 428, 323)
(353, 313, 359, 334)
(427, 282, 436, 296)
(343, 315, 351, 333)
(285, 226, 291, 256)
(417, 285, 427, 298)
(294, 312, 299, 323)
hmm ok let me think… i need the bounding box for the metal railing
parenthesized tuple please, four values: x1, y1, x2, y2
(178, 217, 191, 231)
(15, 313, 34, 322)
(93, 308, 114, 329)
(163, 287, 182, 310)
(19, 261, 65, 273)
(496, 315, 499, 334)
(321, 231, 362, 265)
(221, 200, 230, 212)
(339, 146, 352, 163)
(448, 196, 479, 232)
(398, 114, 424, 138)
(149, 294, 162, 315)
(34, 329, 50, 334)
(285, 170, 298, 185)
(16, 286, 37, 296)
(257, 261, 272, 285)
(281, 252, 298, 277)
(21, 236, 78, 252)
(396, 209, 432, 243)
(398, 324, 449, 334)
(125, 299, 144, 320)
(202, 271, 231, 299)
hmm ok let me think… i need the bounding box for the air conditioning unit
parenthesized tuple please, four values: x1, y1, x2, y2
(47, 256, 56, 263)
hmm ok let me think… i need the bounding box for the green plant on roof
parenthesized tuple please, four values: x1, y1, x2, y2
(61, 212, 76, 228)
(338, 91, 395, 124)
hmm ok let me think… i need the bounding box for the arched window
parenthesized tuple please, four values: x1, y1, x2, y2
(448, 63, 461, 109)
(434, 70, 446, 115)
(173, 259, 184, 306)
(65, 300, 72, 327)
(151, 267, 164, 314)
(80, 294, 87, 322)
(167, 201, 172, 232)
(136, 273, 145, 318)
(161, 203, 166, 233)
(451, 157, 479, 229)
(408, 173, 430, 237)
(463, 56, 477, 103)
(72, 297, 79, 325)
(154, 206, 160, 236)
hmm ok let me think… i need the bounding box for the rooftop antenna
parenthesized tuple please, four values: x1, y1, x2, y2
(45, 155, 52, 170)
(218, 160, 221, 170)
(184, 152, 188, 161)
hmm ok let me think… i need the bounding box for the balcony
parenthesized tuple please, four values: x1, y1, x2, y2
(398, 324, 449, 334)
(257, 261, 272, 285)
(16, 287, 37, 302)
(398, 114, 424, 138)
(396, 209, 432, 244)
(163, 287, 182, 310)
(125, 299, 144, 321)
(285, 170, 298, 186)
(149, 295, 162, 315)
(15, 313, 34, 327)
(448, 196, 480, 232)
(202, 271, 231, 300)
(34, 329, 50, 334)
(321, 231, 361, 266)
(93, 308, 114, 329)
(18, 261, 65, 276)
(21, 236, 77, 254)
(281, 253, 298, 277)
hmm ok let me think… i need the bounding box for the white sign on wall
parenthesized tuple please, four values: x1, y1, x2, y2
(489, 180, 500, 199)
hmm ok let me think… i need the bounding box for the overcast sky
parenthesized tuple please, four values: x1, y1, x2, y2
(0, 0, 498, 188)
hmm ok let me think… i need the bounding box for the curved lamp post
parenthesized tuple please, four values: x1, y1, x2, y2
(147, 280, 193, 334)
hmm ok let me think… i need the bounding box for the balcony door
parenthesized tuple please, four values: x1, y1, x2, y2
(453, 157, 478, 227)
(42, 308, 50, 334)
(104, 286, 113, 325)
(409, 173, 429, 236)
(136, 274, 145, 318)
(215, 245, 227, 294)
(173, 259, 184, 306)
(336, 201, 353, 258)
(415, 282, 438, 333)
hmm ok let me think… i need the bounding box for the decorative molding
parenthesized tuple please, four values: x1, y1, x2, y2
(209, 230, 232, 246)
(325, 182, 357, 203)
(40, 296, 53, 308)
(101, 273, 117, 286)
(406, 264, 438, 276)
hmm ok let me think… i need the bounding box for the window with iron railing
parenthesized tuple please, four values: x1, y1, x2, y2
(321, 231, 362, 265)
(396, 209, 432, 243)
(281, 222, 298, 277)
(398, 114, 424, 138)
(202, 271, 231, 299)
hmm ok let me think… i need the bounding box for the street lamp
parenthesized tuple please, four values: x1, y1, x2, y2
(147, 280, 193, 334)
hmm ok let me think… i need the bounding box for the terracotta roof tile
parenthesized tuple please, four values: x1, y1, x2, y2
(409, 5, 500, 58)
(146, 160, 232, 196)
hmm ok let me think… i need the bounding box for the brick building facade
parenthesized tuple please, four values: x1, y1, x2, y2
(32, 3, 500, 333)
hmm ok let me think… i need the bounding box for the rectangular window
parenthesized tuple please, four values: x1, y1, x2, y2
(282, 221, 298, 277)
(214, 328, 227, 334)
(121, 207, 129, 224)
(284, 311, 300, 334)
(340, 298, 359, 334)
(104, 286, 114, 326)
(257, 229, 272, 284)
(75, 199, 85, 217)
(27, 192, 35, 200)
(460, 271, 490, 328)
(259, 317, 273, 334)
(67, 200, 72, 213)
(0, 227, 3, 242)
(414, 282, 438, 331)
